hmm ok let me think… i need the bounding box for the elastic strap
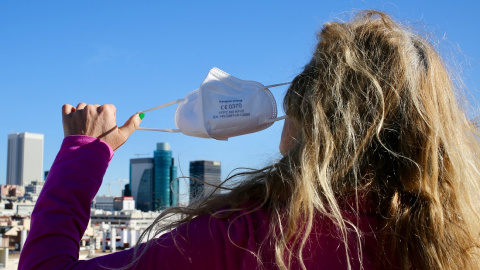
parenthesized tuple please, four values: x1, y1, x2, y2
(141, 99, 185, 113)
(261, 83, 289, 123)
(137, 128, 181, 133)
(260, 82, 291, 90)
(265, 115, 287, 123)
(138, 99, 185, 132)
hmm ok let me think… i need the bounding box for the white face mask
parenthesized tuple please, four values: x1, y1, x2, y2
(138, 67, 290, 140)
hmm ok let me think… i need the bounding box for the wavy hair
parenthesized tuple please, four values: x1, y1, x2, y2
(125, 10, 480, 270)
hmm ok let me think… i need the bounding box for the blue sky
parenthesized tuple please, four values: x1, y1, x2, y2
(0, 1, 479, 204)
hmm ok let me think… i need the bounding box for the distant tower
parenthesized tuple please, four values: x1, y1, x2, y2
(7, 133, 44, 186)
(189, 160, 221, 202)
(153, 143, 178, 210)
(129, 143, 178, 212)
(130, 158, 154, 211)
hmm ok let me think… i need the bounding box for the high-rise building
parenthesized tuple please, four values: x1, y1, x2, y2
(153, 143, 178, 210)
(189, 160, 221, 202)
(129, 143, 178, 212)
(6, 133, 44, 186)
(130, 158, 154, 211)
(123, 183, 131, 196)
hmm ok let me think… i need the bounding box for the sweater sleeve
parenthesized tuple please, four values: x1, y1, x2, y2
(18, 135, 119, 269)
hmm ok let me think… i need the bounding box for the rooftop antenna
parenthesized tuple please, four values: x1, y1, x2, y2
(134, 153, 150, 158)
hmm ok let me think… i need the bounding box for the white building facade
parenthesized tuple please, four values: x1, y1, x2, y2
(6, 133, 44, 186)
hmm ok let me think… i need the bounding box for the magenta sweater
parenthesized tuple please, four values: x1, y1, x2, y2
(18, 135, 380, 269)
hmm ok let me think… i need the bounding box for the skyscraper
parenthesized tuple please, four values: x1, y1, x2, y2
(6, 133, 44, 186)
(129, 143, 178, 212)
(189, 160, 221, 202)
(130, 158, 154, 211)
(153, 143, 178, 210)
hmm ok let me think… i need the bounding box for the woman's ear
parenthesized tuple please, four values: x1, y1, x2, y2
(280, 117, 298, 155)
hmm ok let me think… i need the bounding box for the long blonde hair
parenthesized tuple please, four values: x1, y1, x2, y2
(130, 10, 480, 270)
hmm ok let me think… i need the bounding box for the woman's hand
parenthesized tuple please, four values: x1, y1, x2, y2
(62, 103, 143, 151)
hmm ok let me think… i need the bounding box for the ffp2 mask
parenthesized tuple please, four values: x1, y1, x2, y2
(138, 67, 289, 140)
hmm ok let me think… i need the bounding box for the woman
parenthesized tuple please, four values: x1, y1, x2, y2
(19, 10, 480, 270)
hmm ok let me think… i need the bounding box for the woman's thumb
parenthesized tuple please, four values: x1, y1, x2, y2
(118, 112, 144, 139)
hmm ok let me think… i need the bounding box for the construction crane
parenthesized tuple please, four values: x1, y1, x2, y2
(104, 179, 128, 197)
(117, 179, 129, 196)
(106, 182, 113, 196)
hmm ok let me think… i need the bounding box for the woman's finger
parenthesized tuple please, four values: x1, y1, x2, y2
(118, 113, 144, 142)
(62, 104, 75, 116)
(98, 104, 115, 114)
(76, 102, 87, 110)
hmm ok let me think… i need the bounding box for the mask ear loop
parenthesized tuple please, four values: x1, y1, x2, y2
(260, 82, 291, 123)
(265, 115, 287, 123)
(261, 82, 291, 89)
(137, 99, 185, 132)
(141, 99, 185, 113)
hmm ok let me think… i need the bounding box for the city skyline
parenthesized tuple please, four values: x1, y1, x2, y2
(2, 131, 224, 205)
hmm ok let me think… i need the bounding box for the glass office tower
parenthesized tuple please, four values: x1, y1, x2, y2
(189, 160, 221, 203)
(130, 143, 178, 211)
(153, 143, 178, 210)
